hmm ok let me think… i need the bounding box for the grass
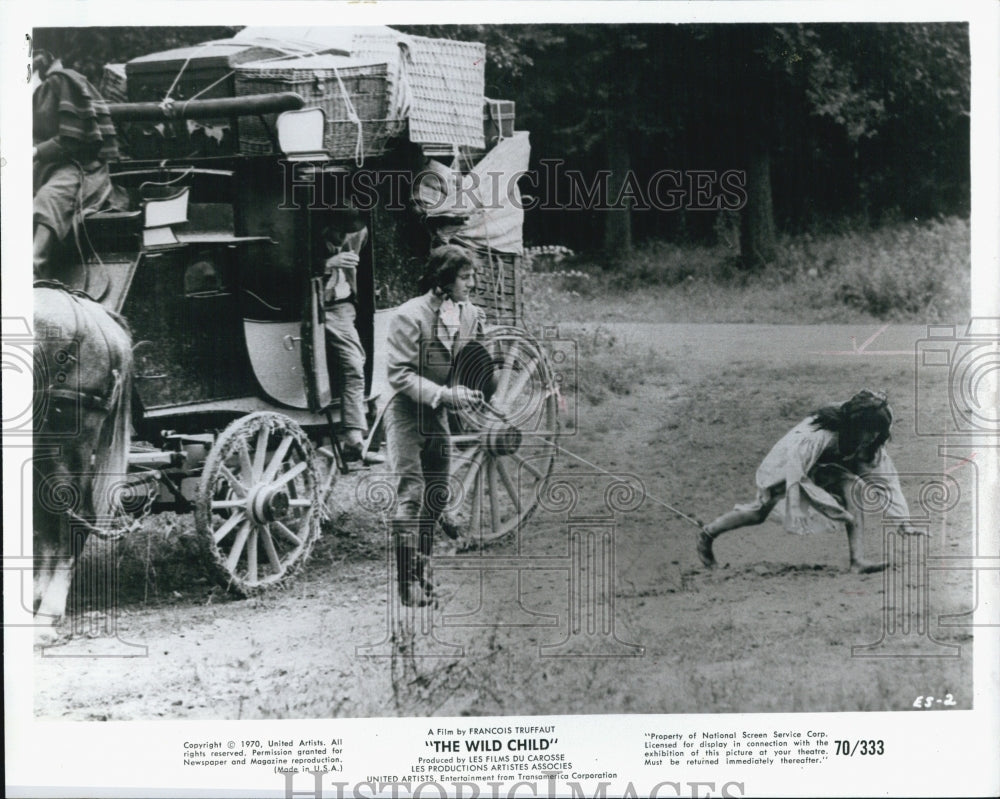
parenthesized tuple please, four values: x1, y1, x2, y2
(547, 324, 676, 407)
(68, 514, 215, 613)
(523, 216, 970, 326)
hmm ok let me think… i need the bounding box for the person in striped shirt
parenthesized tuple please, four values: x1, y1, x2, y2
(32, 50, 121, 280)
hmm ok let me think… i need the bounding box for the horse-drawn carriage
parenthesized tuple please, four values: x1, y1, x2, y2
(33, 34, 560, 626)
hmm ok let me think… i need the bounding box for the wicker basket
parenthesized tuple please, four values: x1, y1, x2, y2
(99, 63, 128, 104)
(236, 57, 404, 160)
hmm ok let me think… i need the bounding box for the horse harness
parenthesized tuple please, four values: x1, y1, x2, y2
(34, 280, 141, 539)
(34, 279, 122, 420)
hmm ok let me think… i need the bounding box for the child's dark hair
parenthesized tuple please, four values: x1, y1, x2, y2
(417, 245, 477, 295)
(812, 390, 893, 461)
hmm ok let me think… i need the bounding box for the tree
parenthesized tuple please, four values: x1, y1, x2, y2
(553, 23, 965, 261)
(518, 25, 675, 258)
(763, 23, 969, 228)
(31, 27, 239, 84)
(40, 23, 968, 258)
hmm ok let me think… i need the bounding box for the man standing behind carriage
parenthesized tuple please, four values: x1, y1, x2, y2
(32, 49, 124, 281)
(319, 209, 375, 463)
(384, 245, 493, 607)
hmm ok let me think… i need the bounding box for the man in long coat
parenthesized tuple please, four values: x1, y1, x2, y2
(384, 245, 487, 606)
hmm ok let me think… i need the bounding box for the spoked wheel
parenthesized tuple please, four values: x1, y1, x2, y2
(195, 412, 321, 595)
(447, 327, 559, 544)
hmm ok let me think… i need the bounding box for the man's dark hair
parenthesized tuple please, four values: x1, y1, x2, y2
(315, 208, 367, 265)
(417, 244, 477, 295)
(318, 208, 365, 241)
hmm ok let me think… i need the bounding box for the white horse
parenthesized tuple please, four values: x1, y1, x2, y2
(33, 285, 133, 641)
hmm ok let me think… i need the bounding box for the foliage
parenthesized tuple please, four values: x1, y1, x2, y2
(506, 23, 970, 256)
(775, 23, 971, 137)
(76, 514, 216, 608)
(555, 325, 670, 406)
(33, 23, 971, 259)
(765, 24, 971, 226)
(32, 26, 240, 84)
(604, 241, 708, 290)
(794, 216, 970, 319)
(523, 217, 970, 325)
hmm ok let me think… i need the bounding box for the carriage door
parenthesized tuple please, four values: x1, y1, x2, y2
(302, 274, 332, 411)
(238, 157, 336, 412)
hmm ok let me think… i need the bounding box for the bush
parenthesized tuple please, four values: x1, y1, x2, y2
(72, 513, 217, 610)
(522, 216, 970, 324)
(607, 240, 718, 290)
(790, 217, 970, 320)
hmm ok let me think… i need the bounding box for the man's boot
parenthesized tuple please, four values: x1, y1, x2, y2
(394, 520, 430, 607)
(415, 519, 436, 598)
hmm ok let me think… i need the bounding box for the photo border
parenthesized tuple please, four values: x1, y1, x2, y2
(4, 2, 998, 797)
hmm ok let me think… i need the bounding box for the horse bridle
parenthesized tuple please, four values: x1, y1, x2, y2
(34, 282, 132, 538)
(33, 280, 122, 422)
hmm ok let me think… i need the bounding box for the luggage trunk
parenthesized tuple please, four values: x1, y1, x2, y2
(484, 99, 516, 148)
(235, 56, 404, 161)
(125, 40, 286, 158)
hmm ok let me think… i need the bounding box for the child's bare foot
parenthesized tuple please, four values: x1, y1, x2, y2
(850, 560, 888, 574)
(697, 530, 717, 568)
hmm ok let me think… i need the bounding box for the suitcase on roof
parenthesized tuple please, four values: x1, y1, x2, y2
(125, 39, 287, 158)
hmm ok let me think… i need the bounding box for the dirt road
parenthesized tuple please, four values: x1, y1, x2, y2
(34, 323, 977, 718)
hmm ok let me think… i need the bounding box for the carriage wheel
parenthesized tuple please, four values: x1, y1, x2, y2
(447, 328, 559, 544)
(195, 412, 321, 595)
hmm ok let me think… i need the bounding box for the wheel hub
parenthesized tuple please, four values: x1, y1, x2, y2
(483, 423, 522, 456)
(249, 484, 290, 523)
